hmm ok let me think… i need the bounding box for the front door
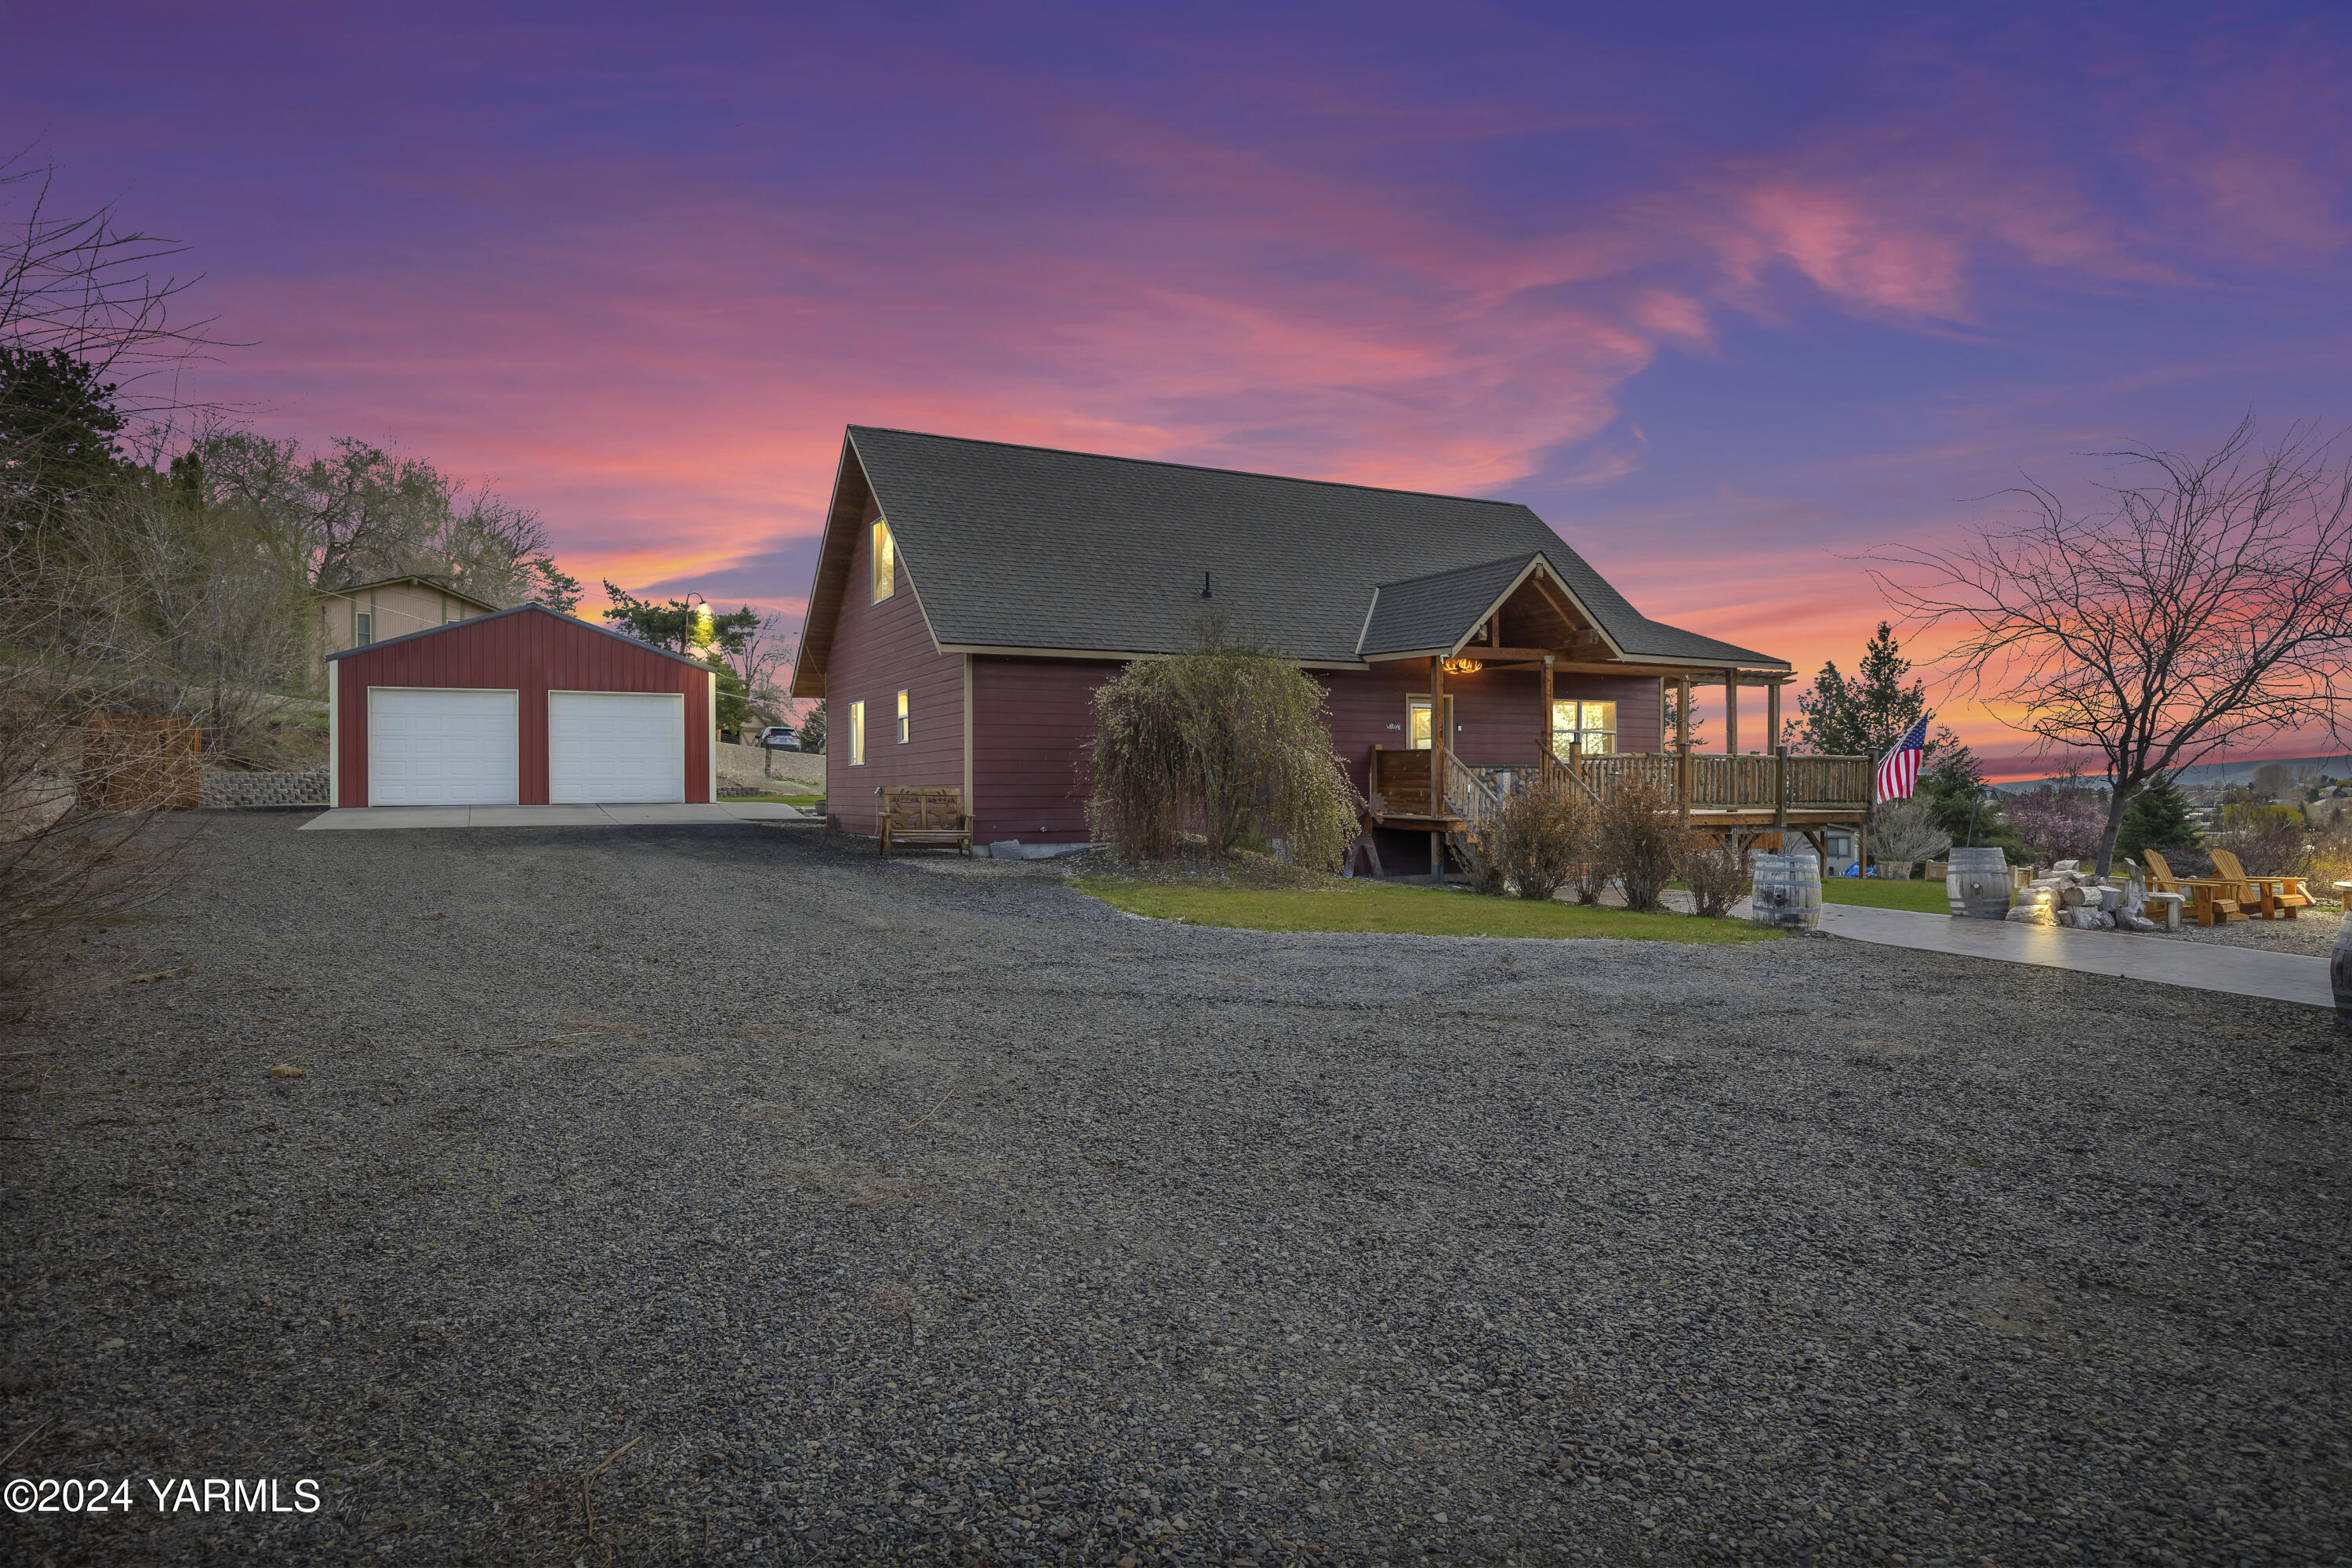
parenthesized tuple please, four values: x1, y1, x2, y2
(1406, 695, 1456, 750)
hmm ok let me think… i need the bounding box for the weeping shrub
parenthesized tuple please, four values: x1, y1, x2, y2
(1599, 775, 1679, 912)
(1486, 779, 1592, 902)
(1083, 614, 1362, 870)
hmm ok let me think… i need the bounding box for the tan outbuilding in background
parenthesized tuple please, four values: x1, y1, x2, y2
(310, 575, 500, 694)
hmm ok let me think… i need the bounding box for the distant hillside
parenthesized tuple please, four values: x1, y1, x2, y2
(1991, 754, 2352, 793)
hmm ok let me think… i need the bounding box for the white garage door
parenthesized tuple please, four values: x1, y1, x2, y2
(549, 691, 684, 804)
(368, 688, 517, 806)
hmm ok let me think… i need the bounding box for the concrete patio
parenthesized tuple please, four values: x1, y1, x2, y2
(1804, 898, 2336, 1010)
(299, 801, 814, 830)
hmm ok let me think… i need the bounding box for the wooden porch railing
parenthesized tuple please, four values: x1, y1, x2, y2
(1443, 751, 1505, 837)
(1571, 751, 1870, 810)
(1381, 746, 1871, 818)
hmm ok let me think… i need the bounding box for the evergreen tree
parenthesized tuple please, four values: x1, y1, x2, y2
(703, 654, 753, 735)
(529, 557, 584, 615)
(1795, 621, 1971, 775)
(798, 699, 826, 753)
(1661, 690, 1705, 750)
(2115, 772, 2201, 861)
(0, 347, 126, 521)
(601, 581, 757, 655)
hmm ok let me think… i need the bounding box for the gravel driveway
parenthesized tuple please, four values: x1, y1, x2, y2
(4, 813, 2346, 1566)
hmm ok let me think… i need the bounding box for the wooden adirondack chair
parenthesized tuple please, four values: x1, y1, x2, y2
(877, 786, 974, 858)
(2145, 848, 2247, 927)
(2208, 848, 2312, 920)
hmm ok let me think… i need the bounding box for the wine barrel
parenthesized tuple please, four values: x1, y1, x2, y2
(1947, 847, 2012, 919)
(1750, 852, 1822, 932)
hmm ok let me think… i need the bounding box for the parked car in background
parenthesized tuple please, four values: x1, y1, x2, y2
(757, 726, 802, 751)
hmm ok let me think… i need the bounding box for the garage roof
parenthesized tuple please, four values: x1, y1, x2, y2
(323, 602, 713, 667)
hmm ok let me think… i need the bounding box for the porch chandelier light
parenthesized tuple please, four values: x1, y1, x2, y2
(1443, 657, 1484, 675)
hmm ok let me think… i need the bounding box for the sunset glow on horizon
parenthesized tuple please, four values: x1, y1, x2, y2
(19, 2, 2351, 779)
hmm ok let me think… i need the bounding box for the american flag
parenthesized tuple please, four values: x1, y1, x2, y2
(1875, 716, 1929, 803)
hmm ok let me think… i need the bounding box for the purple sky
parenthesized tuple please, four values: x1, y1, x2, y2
(16, 2, 2351, 773)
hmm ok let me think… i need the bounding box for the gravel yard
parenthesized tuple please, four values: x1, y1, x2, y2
(4, 812, 2347, 1566)
(2160, 902, 2345, 958)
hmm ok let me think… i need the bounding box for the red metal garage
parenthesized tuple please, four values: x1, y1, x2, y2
(326, 604, 716, 808)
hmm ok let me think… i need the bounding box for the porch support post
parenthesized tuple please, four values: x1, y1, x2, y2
(1540, 654, 1555, 771)
(1430, 654, 1447, 887)
(1723, 668, 1739, 756)
(1766, 681, 1782, 752)
(1774, 743, 1789, 840)
(1675, 673, 1692, 826)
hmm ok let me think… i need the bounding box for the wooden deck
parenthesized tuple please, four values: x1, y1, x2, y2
(1369, 746, 1871, 830)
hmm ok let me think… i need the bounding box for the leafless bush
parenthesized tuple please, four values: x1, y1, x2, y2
(1868, 796, 1952, 865)
(1599, 775, 1679, 912)
(1679, 834, 1752, 918)
(0, 556, 188, 1014)
(2307, 819, 2352, 900)
(1084, 614, 1362, 869)
(1485, 779, 1592, 902)
(2215, 818, 2314, 879)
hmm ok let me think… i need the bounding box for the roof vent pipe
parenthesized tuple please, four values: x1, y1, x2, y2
(1200, 572, 1211, 599)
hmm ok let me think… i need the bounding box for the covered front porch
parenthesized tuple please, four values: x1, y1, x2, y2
(1348, 552, 1873, 884)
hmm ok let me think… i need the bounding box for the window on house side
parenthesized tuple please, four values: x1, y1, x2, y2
(1551, 700, 1616, 758)
(848, 701, 866, 765)
(871, 520, 895, 601)
(895, 689, 909, 744)
(354, 611, 373, 646)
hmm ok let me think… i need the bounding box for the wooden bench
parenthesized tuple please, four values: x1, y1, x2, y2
(878, 786, 973, 858)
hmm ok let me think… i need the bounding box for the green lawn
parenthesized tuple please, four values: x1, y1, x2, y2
(1820, 877, 1949, 913)
(1072, 878, 1786, 942)
(727, 791, 822, 806)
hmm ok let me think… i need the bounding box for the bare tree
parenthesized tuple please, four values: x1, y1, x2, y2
(0, 154, 227, 405)
(723, 612, 797, 723)
(193, 429, 557, 603)
(1874, 418, 2352, 874)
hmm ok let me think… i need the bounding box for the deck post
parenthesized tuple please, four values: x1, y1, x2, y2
(1430, 655, 1447, 887)
(1541, 655, 1555, 769)
(1766, 681, 1782, 752)
(1774, 744, 1788, 840)
(1724, 669, 1739, 756)
(1675, 673, 1692, 825)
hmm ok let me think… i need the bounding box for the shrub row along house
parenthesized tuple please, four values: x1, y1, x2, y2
(793, 427, 1871, 875)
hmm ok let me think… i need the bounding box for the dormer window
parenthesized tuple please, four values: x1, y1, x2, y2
(871, 519, 895, 601)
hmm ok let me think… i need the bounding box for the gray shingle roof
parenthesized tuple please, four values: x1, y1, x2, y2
(1359, 554, 1548, 658)
(839, 426, 1784, 669)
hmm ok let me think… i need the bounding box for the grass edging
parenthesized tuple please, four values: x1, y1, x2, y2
(1072, 877, 1787, 942)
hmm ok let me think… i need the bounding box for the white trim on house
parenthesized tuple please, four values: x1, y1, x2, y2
(327, 660, 340, 808)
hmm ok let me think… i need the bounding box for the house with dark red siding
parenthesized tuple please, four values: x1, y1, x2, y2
(793, 427, 1867, 873)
